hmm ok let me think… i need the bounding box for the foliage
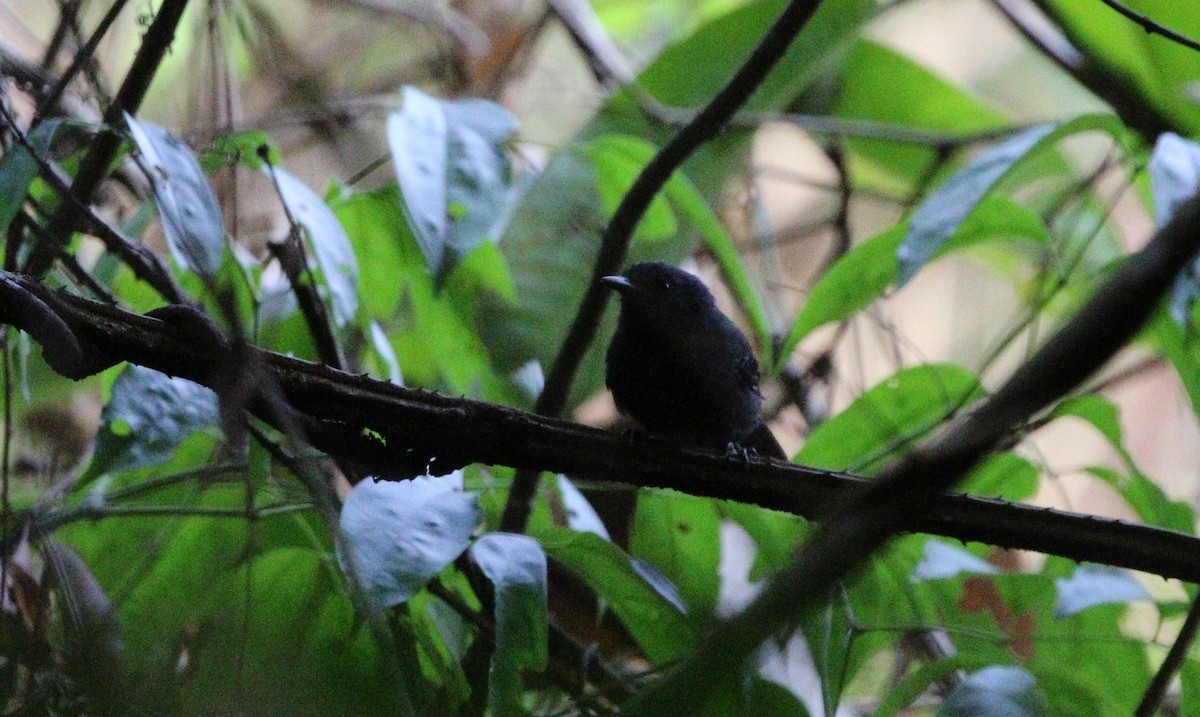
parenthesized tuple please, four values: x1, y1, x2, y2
(3, 1, 1200, 716)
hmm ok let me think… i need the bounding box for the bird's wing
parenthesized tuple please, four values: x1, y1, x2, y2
(736, 344, 763, 398)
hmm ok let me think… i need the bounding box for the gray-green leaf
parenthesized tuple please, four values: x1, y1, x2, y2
(89, 365, 219, 475)
(336, 472, 480, 612)
(469, 532, 548, 717)
(125, 115, 224, 278)
(266, 166, 358, 326)
(387, 86, 516, 284)
(938, 666, 1047, 717)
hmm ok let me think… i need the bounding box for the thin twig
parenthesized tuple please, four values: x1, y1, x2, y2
(34, 0, 129, 122)
(40, 502, 313, 525)
(547, 0, 635, 86)
(0, 58, 185, 303)
(24, 0, 192, 276)
(263, 161, 345, 369)
(1136, 592, 1200, 716)
(1095, 0, 1200, 55)
(1, 329, 10, 608)
(1015, 0, 1173, 140)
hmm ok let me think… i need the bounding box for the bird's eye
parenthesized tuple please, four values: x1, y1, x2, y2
(663, 281, 672, 290)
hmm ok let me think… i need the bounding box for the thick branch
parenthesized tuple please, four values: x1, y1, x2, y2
(1, 272, 1200, 586)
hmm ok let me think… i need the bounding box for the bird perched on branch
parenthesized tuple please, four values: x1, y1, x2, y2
(602, 261, 785, 460)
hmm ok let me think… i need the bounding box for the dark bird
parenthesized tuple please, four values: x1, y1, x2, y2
(602, 261, 785, 460)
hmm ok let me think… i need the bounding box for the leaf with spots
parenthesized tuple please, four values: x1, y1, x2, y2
(336, 472, 480, 612)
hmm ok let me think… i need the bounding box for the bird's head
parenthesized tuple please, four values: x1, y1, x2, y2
(601, 262, 716, 324)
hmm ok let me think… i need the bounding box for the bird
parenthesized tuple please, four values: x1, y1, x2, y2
(602, 261, 785, 460)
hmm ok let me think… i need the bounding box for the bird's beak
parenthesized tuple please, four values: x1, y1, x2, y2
(601, 275, 638, 295)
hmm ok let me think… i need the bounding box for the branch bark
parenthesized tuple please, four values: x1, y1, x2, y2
(2, 271, 1200, 585)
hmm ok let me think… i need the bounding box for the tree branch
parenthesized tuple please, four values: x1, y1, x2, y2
(1, 271, 1200, 585)
(1014, 0, 1175, 141)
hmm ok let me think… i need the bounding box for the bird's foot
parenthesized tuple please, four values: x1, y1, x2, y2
(724, 441, 754, 463)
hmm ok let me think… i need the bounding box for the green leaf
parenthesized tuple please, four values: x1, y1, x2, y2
(88, 365, 219, 476)
(1153, 313, 1200, 420)
(835, 40, 1008, 189)
(266, 166, 358, 326)
(581, 134, 678, 242)
(387, 86, 517, 284)
(0, 119, 62, 236)
(664, 167, 773, 360)
(630, 491, 721, 619)
(474, 151, 617, 405)
(469, 533, 548, 717)
(741, 678, 814, 717)
(795, 363, 983, 471)
(537, 527, 695, 661)
(331, 185, 410, 321)
(198, 129, 281, 172)
(776, 195, 1048, 363)
(1085, 465, 1194, 535)
(778, 223, 903, 358)
(125, 115, 225, 278)
(900, 114, 1125, 285)
(331, 185, 502, 395)
(1039, 0, 1200, 135)
(638, 0, 874, 111)
(336, 473, 481, 612)
(719, 501, 807, 580)
(959, 451, 1039, 502)
(1051, 394, 1195, 532)
(800, 593, 856, 714)
(937, 665, 1047, 717)
(1180, 655, 1200, 717)
(183, 547, 403, 716)
(113, 488, 253, 662)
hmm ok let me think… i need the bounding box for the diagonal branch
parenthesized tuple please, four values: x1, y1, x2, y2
(1012, 0, 1175, 141)
(500, 0, 830, 533)
(618, 191, 1200, 715)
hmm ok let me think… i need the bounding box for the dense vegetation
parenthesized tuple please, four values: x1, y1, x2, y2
(4, 1, 1200, 715)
